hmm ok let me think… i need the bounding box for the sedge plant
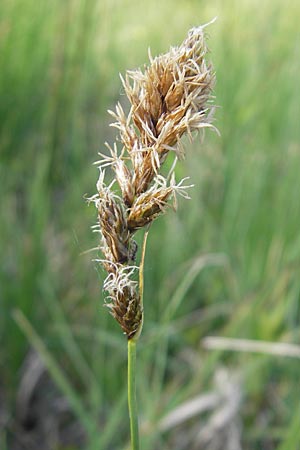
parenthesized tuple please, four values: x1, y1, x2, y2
(89, 22, 216, 449)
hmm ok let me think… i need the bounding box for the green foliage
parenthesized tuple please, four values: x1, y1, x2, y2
(1, 0, 300, 448)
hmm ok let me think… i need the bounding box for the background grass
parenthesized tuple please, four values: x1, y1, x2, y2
(1, 0, 300, 448)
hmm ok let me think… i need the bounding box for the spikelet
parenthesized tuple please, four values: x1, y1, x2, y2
(91, 24, 216, 340)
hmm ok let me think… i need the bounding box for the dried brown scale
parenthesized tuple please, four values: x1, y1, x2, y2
(113, 158, 135, 207)
(132, 151, 158, 195)
(91, 24, 216, 339)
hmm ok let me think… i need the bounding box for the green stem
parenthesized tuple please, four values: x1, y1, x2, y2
(128, 339, 139, 450)
(127, 227, 149, 449)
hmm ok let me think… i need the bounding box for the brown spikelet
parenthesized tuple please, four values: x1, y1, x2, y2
(96, 181, 131, 266)
(109, 285, 142, 339)
(127, 184, 173, 231)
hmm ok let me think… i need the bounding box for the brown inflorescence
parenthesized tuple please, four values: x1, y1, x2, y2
(90, 24, 216, 340)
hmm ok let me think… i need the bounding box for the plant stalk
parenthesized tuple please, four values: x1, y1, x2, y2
(127, 228, 149, 449)
(128, 338, 139, 450)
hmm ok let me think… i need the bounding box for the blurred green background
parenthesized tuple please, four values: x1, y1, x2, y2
(1, 0, 300, 449)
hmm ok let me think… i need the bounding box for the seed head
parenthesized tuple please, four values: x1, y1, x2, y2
(91, 23, 216, 339)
